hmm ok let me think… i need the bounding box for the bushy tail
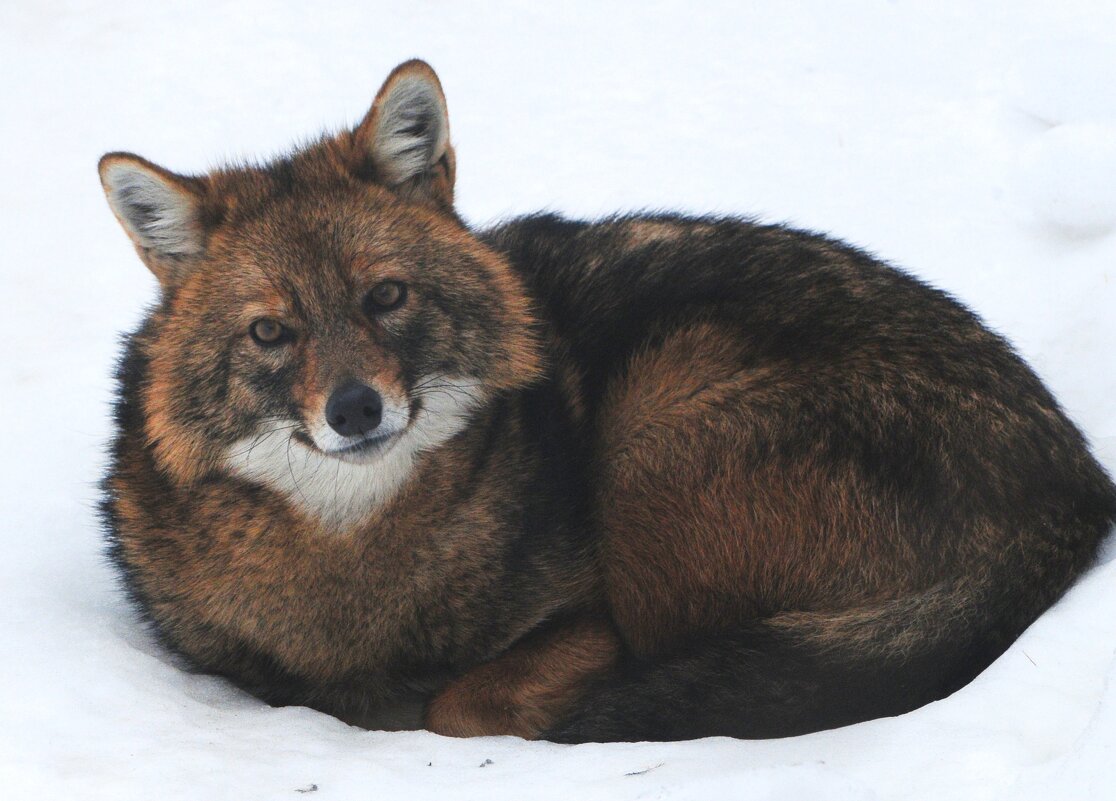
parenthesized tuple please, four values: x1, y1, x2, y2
(543, 577, 1041, 743)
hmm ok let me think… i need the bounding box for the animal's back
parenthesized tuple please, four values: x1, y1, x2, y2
(484, 213, 1116, 740)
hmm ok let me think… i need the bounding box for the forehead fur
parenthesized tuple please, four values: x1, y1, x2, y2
(200, 132, 457, 236)
(182, 136, 494, 310)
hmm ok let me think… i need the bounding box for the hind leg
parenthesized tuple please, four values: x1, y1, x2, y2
(595, 320, 915, 657)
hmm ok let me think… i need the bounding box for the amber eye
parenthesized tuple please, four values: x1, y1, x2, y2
(249, 318, 287, 346)
(363, 280, 408, 315)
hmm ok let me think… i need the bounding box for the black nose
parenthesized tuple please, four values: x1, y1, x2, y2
(325, 382, 383, 437)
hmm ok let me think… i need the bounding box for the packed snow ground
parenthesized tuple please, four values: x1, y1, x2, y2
(2, 2, 1115, 799)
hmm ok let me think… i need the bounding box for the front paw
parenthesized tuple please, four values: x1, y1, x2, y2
(424, 677, 548, 739)
(425, 616, 622, 739)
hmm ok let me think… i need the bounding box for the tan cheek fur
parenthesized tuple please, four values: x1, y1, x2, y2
(143, 318, 222, 484)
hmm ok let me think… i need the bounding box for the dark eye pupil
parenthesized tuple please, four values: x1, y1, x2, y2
(251, 319, 284, 344)
(366, 281, 406, 313)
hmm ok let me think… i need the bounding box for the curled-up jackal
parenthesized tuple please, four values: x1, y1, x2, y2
(100, 60, 1116, 741)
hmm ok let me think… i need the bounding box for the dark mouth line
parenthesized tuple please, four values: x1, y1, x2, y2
(289, 421, 408, 458)
(327, 431, 398, 457)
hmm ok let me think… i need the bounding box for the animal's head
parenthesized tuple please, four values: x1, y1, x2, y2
(99, 60, 542, 527)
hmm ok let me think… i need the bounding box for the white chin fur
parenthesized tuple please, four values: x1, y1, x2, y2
(224, 376, 485, 531)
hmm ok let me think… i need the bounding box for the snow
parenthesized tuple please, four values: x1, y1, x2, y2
(1, 1, 1114, 798)
(1014, 124, 1116, 238)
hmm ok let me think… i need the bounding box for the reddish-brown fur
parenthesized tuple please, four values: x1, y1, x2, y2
(101, 61, 1116, 742)
(425, 616, 621, 739)
(594, 320, 916, 655)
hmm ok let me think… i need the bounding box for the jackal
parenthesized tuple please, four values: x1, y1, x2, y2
(100, 60, 1116, 741)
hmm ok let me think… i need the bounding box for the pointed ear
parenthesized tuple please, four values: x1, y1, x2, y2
(354, 60, 455, 209)
(98, 153, 208, 286)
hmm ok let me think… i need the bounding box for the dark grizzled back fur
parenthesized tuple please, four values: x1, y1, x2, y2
(482, 213, 1116, 740)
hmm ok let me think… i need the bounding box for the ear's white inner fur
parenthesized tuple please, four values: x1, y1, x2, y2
(372, 75, 449, 185)
(224, 376, 484, 531)
(102, 162, 201, 256)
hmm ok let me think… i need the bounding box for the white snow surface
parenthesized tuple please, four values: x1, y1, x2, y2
(2, 2, 1114, 799)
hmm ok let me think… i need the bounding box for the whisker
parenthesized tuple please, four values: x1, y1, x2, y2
(226, 426, 295, 461)
(285, 436, 310, 507)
